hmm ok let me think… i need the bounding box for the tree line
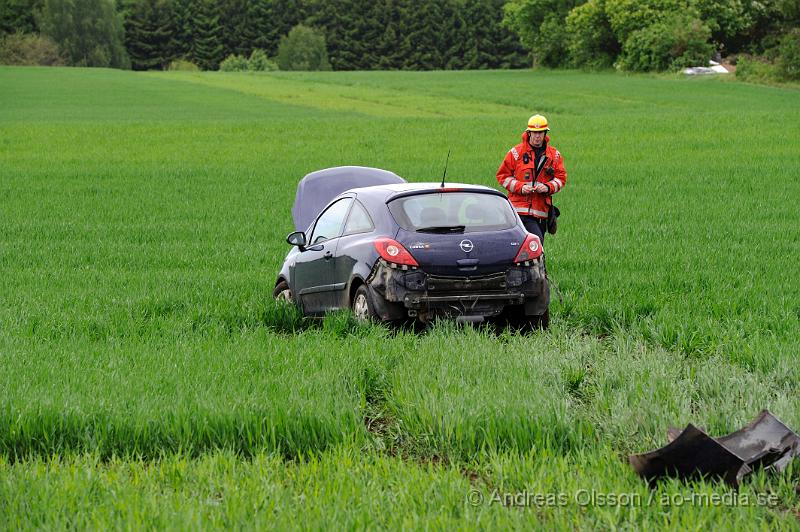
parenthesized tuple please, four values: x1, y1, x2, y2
(1, 0, 798, 78)
(0, 0, 528, 71)
(504, 0, 800, 77)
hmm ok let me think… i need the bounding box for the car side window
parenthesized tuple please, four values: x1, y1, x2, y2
(309, 198, 353, 245)
(343, 200, 374, 235)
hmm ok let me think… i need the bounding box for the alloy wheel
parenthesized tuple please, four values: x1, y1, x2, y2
(353, 293, 369, 321)
(277, 289, 292, 302)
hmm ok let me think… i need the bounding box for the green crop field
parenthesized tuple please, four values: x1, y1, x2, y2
(1, 66, 799, 529)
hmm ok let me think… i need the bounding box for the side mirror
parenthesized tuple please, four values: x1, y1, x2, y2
(286, 231, 307, 249)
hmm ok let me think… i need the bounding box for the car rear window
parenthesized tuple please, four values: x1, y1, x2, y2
(388, 192, 517, 233)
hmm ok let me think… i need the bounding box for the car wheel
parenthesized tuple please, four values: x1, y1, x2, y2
(272, 280, 293, 303)
(352, 285, 376, 322)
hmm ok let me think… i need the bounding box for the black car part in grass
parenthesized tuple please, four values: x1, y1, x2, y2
(629, 410, 800, 487)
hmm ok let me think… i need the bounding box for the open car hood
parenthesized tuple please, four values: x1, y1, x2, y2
(291, 166, 406, 231)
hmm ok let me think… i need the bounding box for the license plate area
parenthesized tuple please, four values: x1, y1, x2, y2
(426, 272, 507, 293)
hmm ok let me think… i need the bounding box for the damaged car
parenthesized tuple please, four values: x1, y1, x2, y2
(273, 166, 549, 327)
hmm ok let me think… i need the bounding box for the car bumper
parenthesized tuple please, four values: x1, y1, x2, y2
(365, 259, 548, 322)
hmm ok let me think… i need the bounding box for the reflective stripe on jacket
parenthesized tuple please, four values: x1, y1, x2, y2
(495, 133, 567, 219)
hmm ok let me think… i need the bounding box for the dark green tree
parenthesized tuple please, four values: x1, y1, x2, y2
(124, 0, 175, 70)
(374, 0, 405, 69)
(220, 0, 249, 57)
(463, 0, 500, 68)
(342, 0, 378, 69)
(37, 0, 129, 67)
(401, 0, 444, 69)
(0, 0, 42, 35)
(305, 0, 348, 68)
(307, 0, 386, 70)
(243, 0, 274, 54)
(357, 0, 387, 69)
(191, 0, 224, 70)
(170, 0, 194, 59)
(441, 0, 469, 70)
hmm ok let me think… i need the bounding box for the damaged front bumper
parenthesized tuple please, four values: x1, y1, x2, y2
(365, 258, 548, 322)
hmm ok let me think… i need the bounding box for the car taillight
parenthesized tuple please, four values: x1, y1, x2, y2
(514, 233, 543, 263)
(374, 237, 419, 267)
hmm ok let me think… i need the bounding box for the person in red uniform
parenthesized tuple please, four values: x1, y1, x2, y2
(495, 114, 566, 242)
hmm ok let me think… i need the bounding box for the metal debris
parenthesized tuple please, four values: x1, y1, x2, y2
(630, 410, 800, 487)
(683, 60, 730, 75)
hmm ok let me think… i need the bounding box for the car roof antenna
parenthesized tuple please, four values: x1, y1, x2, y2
(440, 149, 450, 188)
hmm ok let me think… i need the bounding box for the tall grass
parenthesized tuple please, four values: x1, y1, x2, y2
(0, 66, 798, 528)
(0, 330, 379, 459)
(1, 448, 796, 529)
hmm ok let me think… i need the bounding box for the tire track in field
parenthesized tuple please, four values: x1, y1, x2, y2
(144, 71, 526, 118)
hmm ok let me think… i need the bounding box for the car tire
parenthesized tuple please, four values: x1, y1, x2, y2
(352, 285, 377, 322)
(273, 280, 293, 303)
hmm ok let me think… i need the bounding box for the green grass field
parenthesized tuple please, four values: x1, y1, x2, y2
(1, 66, 799, 529)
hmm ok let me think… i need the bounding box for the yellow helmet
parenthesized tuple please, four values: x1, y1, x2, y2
(526, 114, 550, 132)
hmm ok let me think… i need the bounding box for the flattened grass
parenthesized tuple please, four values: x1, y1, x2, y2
(383, 324, 798, 459)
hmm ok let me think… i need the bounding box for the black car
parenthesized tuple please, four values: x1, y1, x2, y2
(274, 166, 549, 326)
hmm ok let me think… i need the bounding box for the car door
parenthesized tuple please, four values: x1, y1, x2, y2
(331, 199, 376, 308)
(293, 197, 353, 315)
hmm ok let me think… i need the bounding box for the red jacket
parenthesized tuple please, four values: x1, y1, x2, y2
(495, 133, 567, 219)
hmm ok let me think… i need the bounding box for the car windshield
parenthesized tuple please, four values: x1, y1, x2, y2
(388, 192, 517, 233)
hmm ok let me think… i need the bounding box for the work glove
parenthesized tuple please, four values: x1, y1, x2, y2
(533, 183, 549, 194)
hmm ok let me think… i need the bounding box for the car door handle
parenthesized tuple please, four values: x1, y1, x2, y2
(324, 251, 333, 260)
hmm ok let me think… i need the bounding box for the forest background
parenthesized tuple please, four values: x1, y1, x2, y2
(1, 0, 799, 81)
